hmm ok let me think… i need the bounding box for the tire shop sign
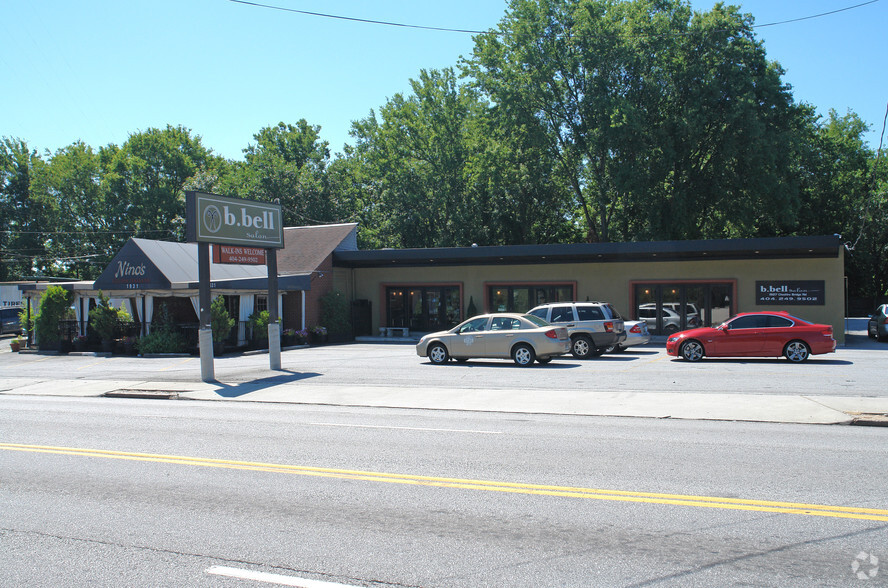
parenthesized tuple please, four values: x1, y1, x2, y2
(756, 280, 825, 305)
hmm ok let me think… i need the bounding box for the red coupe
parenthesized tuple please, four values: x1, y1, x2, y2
(665, 311, 836, 363)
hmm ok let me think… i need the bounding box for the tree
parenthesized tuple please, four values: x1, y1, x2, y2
(104, 125, 211, 245)
(238, 120, 340, 226)
(465, 0, 805, 242)
(0, 138, 52, 280)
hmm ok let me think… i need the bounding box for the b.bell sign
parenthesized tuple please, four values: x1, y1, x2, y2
(185, 191, 283, 248)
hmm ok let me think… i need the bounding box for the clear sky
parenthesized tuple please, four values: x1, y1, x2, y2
(2, 1, 885, 161)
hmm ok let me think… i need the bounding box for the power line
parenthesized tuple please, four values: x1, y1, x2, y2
(228, 0, 490, 34)
(228, 0, 882, 34)
(755, 0, 881, 28)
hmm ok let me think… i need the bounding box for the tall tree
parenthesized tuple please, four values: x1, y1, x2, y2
(0, 138, 52, 279)
(104, 125, 210, 244)
(465, 0, 804, 242)
(239, 120, 337, 226)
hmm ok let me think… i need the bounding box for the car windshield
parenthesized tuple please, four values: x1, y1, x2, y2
(522, 314, 549, 328)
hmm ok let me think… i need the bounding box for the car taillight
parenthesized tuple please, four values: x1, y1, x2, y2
(545, 329, 559, 339)
(822, 326, 833, 336)
(604, 321, 614, 333)
(883, 317, 888, 325)
(630, 324, 641, 334)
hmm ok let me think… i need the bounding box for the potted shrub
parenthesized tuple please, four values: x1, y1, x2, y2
(90, 292, 133, 352)
(34, 285, 73, 351)
(210, 295, 235, 355)
(248, 310, 270, 348)
(281, 328, 297, 346)
(10, 337, 22, 352)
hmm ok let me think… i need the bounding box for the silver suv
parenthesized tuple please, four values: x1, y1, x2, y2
(528, 302, 626, 359)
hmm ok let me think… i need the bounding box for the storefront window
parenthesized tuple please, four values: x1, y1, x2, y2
(635, 283, 734, 335)
(488, 284, 574, 314)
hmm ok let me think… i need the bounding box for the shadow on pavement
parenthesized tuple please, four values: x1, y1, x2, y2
(208, 370, 322, 397)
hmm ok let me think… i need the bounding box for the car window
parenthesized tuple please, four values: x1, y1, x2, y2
(763, 315, 793, 328)
(638, 308, 656, 319)
(527, 308, 548, 320)
(523, 314, 549, 328)
(576, 306, 604, 321)
(728, 315, 765, 329)
(458, 317, 489, 333)
(549, 306, 575, 323)
(490, 317, 521, 331)
(605, 305, 622, 320)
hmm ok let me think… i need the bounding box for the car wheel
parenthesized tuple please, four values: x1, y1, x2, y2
(427, 343, 449, 365)
(664, 324, 679, 335)
(512, 343, 536, 366)
(869, 325, 877, 339)
(680, 340, 704, 361)
(784, 340, 810, 363)
(570, 335, 594, 359)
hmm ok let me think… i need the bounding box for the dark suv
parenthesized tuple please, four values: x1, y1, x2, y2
(1, 307, 22, 335)
(528, 302, 626, 359)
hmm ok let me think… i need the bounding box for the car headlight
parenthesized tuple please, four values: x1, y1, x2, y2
(667, 336, 680, 343)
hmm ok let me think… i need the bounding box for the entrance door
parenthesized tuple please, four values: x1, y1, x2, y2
(387, 286, 461, 332)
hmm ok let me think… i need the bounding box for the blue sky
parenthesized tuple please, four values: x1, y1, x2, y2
(2, 1, 885, 161)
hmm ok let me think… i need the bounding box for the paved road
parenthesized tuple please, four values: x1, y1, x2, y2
(2, 396, 887, 587)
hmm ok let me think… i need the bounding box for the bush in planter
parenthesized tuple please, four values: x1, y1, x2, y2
(320, 289, 352, 341)
(34, 285, 73, 350)
(248, 310, 270, 347)
(210, 295, 235, 348)
(135, 329, 188, 354)
(89, 292, 133, 350)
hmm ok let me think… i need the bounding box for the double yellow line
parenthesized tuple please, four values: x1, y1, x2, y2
(3, 442, 887, 522)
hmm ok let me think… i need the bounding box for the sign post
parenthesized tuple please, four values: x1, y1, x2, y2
(186, 192, 284, 381)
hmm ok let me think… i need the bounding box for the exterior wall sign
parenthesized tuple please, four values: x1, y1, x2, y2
(756, 280, 825, 305)
(213, 245, 267, 265)
(185, 191, 283, 249)
(93, 239, 172, 290)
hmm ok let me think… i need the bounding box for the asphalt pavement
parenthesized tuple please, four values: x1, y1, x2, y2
(1, 319, 886, 426)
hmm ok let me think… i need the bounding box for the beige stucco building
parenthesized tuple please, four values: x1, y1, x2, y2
(333, 235, 846, 342)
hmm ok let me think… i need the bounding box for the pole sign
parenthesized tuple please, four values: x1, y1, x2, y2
(756, 280, 825, 305)
(185, 191, 283, 249)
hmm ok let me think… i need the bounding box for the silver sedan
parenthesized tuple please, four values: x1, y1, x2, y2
(416, 313, 570, 366)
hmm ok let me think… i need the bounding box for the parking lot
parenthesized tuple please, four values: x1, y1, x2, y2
(1, 331, 885, 398)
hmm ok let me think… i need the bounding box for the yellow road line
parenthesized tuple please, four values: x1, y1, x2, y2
(2, 443, 886, 522)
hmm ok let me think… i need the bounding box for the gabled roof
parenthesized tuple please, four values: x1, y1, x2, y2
(278, 223, 358, 273)
(93, 238, 310, 291)
(333, 235, 842, 268)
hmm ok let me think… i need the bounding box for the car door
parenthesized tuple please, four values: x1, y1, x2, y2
(759, 315, 795, 355)
(447, 316, 490, 357)
(547, 305, 576, 330)
(717, 315, 767, 355)
(485, 315, 522, 357)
